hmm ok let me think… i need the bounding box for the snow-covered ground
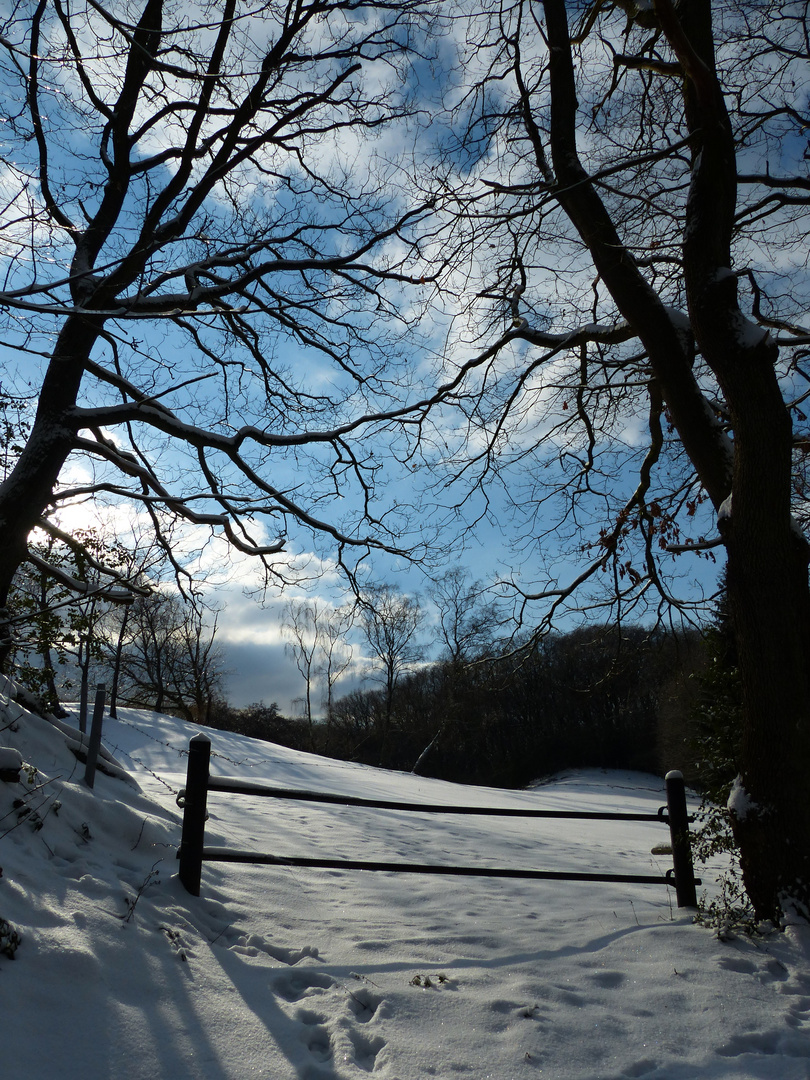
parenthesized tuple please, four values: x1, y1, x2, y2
(2, 678, 809, 1079)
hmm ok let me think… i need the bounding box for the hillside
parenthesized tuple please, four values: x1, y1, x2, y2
(1, 677, 809, 1079)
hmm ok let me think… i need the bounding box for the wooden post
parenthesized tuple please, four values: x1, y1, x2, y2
(84, 683, 107, 789)
(179, 734, 211, 896)
(665, 770, 697, 908)
(79, 674, 89, 734)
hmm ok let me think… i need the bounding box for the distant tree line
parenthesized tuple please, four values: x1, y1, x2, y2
(216, 622, 706, 790)
(325, 624, 705, 787)
(6, 527, 719, 793)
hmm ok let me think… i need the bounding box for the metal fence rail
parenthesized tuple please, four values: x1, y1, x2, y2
(177, 734, 699, 907)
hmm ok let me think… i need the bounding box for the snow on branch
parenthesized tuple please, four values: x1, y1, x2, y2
(35, 517, 152, 597)
(25, 553, 137, 604)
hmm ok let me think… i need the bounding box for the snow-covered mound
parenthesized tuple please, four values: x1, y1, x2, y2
(2, 679, 809, 1079)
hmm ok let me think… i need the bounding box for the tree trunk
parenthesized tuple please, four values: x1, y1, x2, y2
(724, 495, 810, 921)
(541, 0, 810, 921)
(0, 316, 98, 659)
(714, 344, 810, 920)
(667, 0, 810, 921)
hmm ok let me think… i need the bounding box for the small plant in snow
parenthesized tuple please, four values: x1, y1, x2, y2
(121, 862, 162, 923)
(696, 869, 760, 938)
(410, 973, 450, 989)
(161, 926, 187, 961)
(12, 797, 43, 832)
(410, 974, 433, 988)
(0, 916, 21, 959)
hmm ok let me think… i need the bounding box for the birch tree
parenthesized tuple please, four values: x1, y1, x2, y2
(283, 597, 353, 744)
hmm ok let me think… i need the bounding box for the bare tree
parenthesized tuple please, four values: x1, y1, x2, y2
(418, 0, 810, 921)
(116, 591, 224, 722)
(103, 526, 166, 718)
(283, 597, 354, 745)
(429, 568, 496, 665)
(409, 568, 497, 774)
(0, 0, 439, 654)
(317, 603, 354, 721)
(115, 594, 174, 715)
(282, 598, 320, 743)
(360, 583, 423, 763)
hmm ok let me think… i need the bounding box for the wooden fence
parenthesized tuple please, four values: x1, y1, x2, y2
(176, 734, 700, 907)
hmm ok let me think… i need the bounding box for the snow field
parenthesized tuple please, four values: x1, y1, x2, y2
(1, 684, 810, 1079)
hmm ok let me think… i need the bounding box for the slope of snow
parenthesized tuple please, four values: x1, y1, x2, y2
(2, 682, 809, 1079)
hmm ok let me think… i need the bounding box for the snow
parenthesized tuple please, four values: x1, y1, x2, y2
(0, 746, 22, 773)
(727, 774, 757, 823)
(730, 311, 773, 351)
(2, 681, 810, 1079)
(662, 305, 692, 335)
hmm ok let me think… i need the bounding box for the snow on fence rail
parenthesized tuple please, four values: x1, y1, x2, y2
(176, 734, 700, 907)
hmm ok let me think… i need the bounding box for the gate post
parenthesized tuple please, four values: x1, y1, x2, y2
(665, 770, 697, 908)
(179, 734, 211, 896)
(84, 683, 107, 789)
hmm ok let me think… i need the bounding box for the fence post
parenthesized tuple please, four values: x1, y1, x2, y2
(84, 683, 107, 789)
(179, 734, 211, 896)
(79, 674, 89, 734)
(665, 770, 697, 908)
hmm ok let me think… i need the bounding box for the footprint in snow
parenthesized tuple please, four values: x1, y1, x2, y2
(192, 912, 319, 966)
(716, 953, 758, 975)
(228, 931, 320, 966)
(296, 1010, 333, 1064)
(588, 969, 626, 989)
(785, 997, 810, 1029)
(274, 969, 334, 1003)
(760, 957, 790, 982)
(347, 986, 381, 1023)
(621, 1058, 658, 1078)
(346, 1028, 386, 1072)
(716, 1028, 810, 1058)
